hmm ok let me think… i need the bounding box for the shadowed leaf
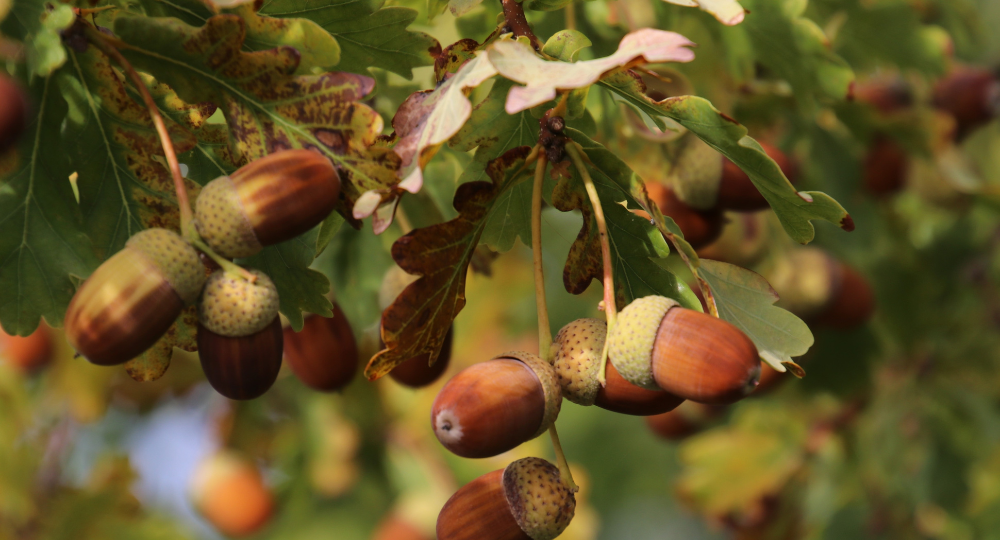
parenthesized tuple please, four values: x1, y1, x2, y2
(124, 306, 199, 382)
(0, 1, 74, 77)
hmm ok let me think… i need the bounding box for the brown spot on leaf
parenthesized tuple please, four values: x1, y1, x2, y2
(840, 214, 855, 232)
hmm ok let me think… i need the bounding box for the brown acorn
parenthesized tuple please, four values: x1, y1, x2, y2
(194, 149, 341, 258)
(66, 228, 206, 366)
(0, 325, 53, 374)
(283, 304, 358, 392)
(0, 74, 28, 154)
(645, 181, 724, 249)
(608, 296, 761, 404)
(717, 141, 798, 211)
(932, 66, 1000, 139)
(852, 75, 914, 115)
(191, 451, 274, 537)
(373, 515, 431, 540)
(390, 328, 453, 388)
(814, 262, 876, 330)
(436, 457, 576, 540)
(199, 318, 283, 400)
(552, 318, 683, 416)
(646, 401, 726, 441)
(767, 248, 875, 329)
(431, 352, 561, 458)
(863, 136, 909, 197)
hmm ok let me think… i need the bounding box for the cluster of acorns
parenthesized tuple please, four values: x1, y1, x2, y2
(427, 293, 761, 539)
(64, 150, 343, 400)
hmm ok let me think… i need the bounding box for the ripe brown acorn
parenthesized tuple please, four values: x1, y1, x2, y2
(373, 515, 431, 540)
(552, 318, 683, 416)
(852, 75, 914, 115)
(199, 318, 284, 400)
(646, 402, 726, 441)
(390, 327, 453, 388)
(814, 262, 876, 330)
(608, 296, 761, 404)
(436, 457, 576, 540)
(645, 181, 724, 249)
(0, 325, 53, 374)
(431, 352, 561, 458)
(66, 228, 206, 366)
(283, 304, 358, 392)
(932, 66, 1000, 139)
(863, 136, 909, 197)
(195, 149, 341, 258)
(0, 74, 28, 154)
(767, 248, 875, 329)
(191, 451, 274, 537)
(717, 141, 798, 211)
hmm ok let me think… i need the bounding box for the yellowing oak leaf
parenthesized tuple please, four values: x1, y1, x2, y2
(391, 53, 498, 194)
(488, 29, 695, 114)
(698, 259, 813, 371)
(663, 0, 746, 26)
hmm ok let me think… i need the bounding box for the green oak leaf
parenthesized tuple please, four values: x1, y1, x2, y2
(113, 14, 401, 227)
(0, 73, 98, 336)
(600, 74, 853, 244)
(832, 0, 950, 75)
(555, 129, 701, 310)
(314, 211, 345, 258)
(698, 259, 813, 370)
(541, 30, 592, 62)
(239, 228, 333, 331)
(258, 0, 439, 78)
(0, 0, 74, 78)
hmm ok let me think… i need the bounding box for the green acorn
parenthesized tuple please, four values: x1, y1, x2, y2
(66, 228, 205, 366)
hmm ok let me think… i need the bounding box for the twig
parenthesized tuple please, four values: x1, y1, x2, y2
(188, 237, 258, 283)
(566, 143, 617, 385)
(532, 154, 552, 359)
(565, 2, 576, 31)
(548, 423, 578, 492)
(501, 0, 541, 49)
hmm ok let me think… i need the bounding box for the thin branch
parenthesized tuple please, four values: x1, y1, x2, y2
(548, 423, 578, 492)
(565, 1, 576, 31)
(532, 153, 552, 360)
(188, 237, 258, 283)
(501, 0, 541, 49)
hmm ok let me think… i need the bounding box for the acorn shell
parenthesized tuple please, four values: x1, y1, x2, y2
(933, 67, 1000, 139)
(389, 327, 453, 388)
(198, 317, 283, 400)
(646, 401, 726, 441)
(597, 361, 684, 416)
(645, 182, 724, 249)
(717, 141, 798, 211)
(436, 469, 530, 540)
(815, 262, 875, 330)
(191, 451, 274, 537)
(863, 136, 908, 197)
(0, 325, 53, 374)
(283, 305, 358, 392)
(0, 74, 28, 154)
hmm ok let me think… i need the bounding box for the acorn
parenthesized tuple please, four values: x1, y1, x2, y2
(753, 362, 790, 396)
(813, 261, 876, 330)
(766, 248, 875, 329)
(283, 304, 358, 392)
(852, 75, 914, 115)
(431, 352, 561, 458)
(645, 401, 726, 441)
(863, 136, 909, 197)
(932, 66, 1000, 139)
(373, 515, 431, 540)
(436, 457, 576, 540)
(717, 141, 798, 211)
(194, 149, 341, 259)
(66, 228, 206, 366)
(0, 74, 28, 154)
(607, 296, 761, 404)
(198, 269, 283, 400)
(645, 181, 724, 249)
(191, 450, 274, 537)
(390, 327, 453, 388)
(0, 325, 53, 374)
(552, 318, 683, 416)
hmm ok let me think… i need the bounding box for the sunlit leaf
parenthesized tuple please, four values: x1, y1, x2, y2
(0, 0, 74, 77)
(662, 0, 746, 25)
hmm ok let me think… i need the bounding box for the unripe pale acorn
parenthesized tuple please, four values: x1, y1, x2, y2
(436, 457, 576, 540)
(283, 304, 358, 392)
(608, 296, 761, 405)
(932, 66, 1000, 139)
(431, 352, 561, 458)
(645, 181, 724, 249)
(194, 149, 340, 258)
(191, 451, 274, 537)
(552, 318, 683, 416)
(66, 228, 206, 366)
(199, 318, 283, 400)
(390, 327, 453, 388)
(0, 74, 28, 154)
(0, 325, 53, 374)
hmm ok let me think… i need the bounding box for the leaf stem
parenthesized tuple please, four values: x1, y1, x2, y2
(566, 143, 616, 385)
(565, 1, 576, 31)
(548, 423, 578, 492)
(188, 236, 258, 283)
(532, 154, 552, 359)
(83, 24, 194, 239)
(501, 0, 541, 49)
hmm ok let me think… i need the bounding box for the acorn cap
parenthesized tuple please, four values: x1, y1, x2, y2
(494, 351, 561, 438)
(502, 457, 576, 540)
(194, 176, 263, 259)
(608, 296, 679, 391)
(199, 269, 280, 337)
(551, 318, 606, 406)
(198, 317, 283, 400)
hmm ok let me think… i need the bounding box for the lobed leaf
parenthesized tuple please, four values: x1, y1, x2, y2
(662, 0, 746, 25)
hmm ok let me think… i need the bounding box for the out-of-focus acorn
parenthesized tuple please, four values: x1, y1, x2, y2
(191, 450, 274, 537)
(66, 228, 206, 366)
(932, 66, 1000, 139)
(863, 136, 909, 197)
(431, 352, 561, 458)
(814, 262, 876, 330)
(753, 363, 791, 395)
(0, 74, 28, 154)
(436, 457, 576, 540)
(853, 75, 914, 115)
(646, 401, 726, 441)
(552, 318, 683, 416)
(194, 149, 341, 258)
(767, 248, 875, 329)
(0, 325, 53, 374)
(390, 328, 453, 388)
(717, 141, 798, 211)
(608, 296, 761, 404)
(283, 304, 358, 392)
(696, 211, 770, 268)
(645, 181, 725, 249)
(373, 515, 432, 540)
(198, 269, 283, 400)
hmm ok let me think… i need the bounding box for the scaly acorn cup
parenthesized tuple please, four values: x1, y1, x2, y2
(645, 181, 724, 249)
(552, 318, 683, 416)
(66, 228, 206, 366)
(283, 304, 359, 392)
(389, 327, 453, 388)
(431, 352, 560, 458)
(608, 296, 761, 405)
(194, 149, 341, 258)
(0, 74, 28, 154)
(436, 457, 576, 540)
(191, 450, 274, 538)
